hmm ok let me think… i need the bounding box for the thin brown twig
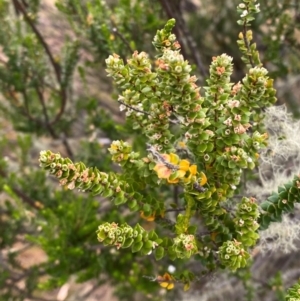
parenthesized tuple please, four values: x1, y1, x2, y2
(12, 0, 68, 126)
(11, 187, 42, 210)
(158, 0, 207, 79)
(20, 87, 74, 158)
(118, 99, 151, 116)
(173, 185, 179, 205)
(81, 282, 107, 299)
(36, 88, 72, 157)
(242, 22, 255, 68)
(0, 169, 41, 210)
(21, 89, 41, 124)
(35, 85, 58, 138)
(111, 26, 134, 53)
(165, 207, 186, 213)
(155, 216, 176, 229)
(12, 0, 61, 82)
(61, 134, 74, 159)
(174, 4, 207, 78)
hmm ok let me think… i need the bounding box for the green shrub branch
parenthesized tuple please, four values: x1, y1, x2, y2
(38, 0, 300, 291)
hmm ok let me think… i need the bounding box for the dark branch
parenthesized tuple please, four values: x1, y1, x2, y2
(242, 22, 255, 68)
(12, 0, 68, 126)
(111, 26, 134, 53)
(158, 0, 207, 79)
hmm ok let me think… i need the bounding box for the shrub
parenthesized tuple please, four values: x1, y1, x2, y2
(1, 0, 300, 300)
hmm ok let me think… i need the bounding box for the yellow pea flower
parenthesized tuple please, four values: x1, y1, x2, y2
(153, 153, 200, 185)
(189, 164, 197, 176)
(179, 159, 190, 172)
(157, 273, 174, 290)
(153, 163, 172, 179)
(140, 211, 155, 221)
(199, 171, 207, 185)
(169, 153, 180, 164)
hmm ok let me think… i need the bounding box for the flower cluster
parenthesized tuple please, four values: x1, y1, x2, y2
(152, 18, 181, 54)
(97, 222, 162, 255)
(169, 233, 198, 259)
(239, 67, 276, 112)
(39, 150, 128, 205)
(234, 197, 260, 247)
(108, 140, 135, 163)
(97, 222, 198, 260)
(157, 273, 175, 290)
(237, 1, 260, 22)
(219, 239, 250, 271)
(152, 152, 203, 185)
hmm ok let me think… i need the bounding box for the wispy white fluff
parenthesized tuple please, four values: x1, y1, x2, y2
(247, 105, 300, 254)
(258, 213, 300, 254)
(247, 105, 300, 200)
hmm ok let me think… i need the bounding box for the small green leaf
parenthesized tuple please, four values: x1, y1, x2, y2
(155, 246, 165, 260)
(143, 203, 151, 213)
(206, 142, 214, 152)
(197, 143, 207, 152)
(122, 238, 134, 248)
(183, 282, 190, 291)
(92, 184, 103, 195)
(148, 230, 158, 240)
(128, 199, 138, 210)
(199, 132, 209, 140)
(187, 225, 197, 234)
(135, 234, 143, 242)
(141, 86, 152, 94)
(114, 196, 126, 206)
(102, 189, 114, 198)
(132, 241, 143, 253)
(260, 201, 272, 212)
(149, 162, 156, 170)
(228, 160, 236, 169)
(168, 248, 177, 261)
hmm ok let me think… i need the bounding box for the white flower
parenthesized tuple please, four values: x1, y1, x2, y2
(228, 100, 240, 108)
(240, 10, 248, 18)
(223, 117, 232, 126)
(125, 110, 133, 116)
(168, 265, 176, 273)
(119, 104, 126, 111)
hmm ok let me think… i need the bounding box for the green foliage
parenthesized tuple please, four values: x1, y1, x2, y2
(1, 0, 300, 300)
(55, 0, 164, 61)
(285, 280, 300, 301)
(38, 0, 298, 291)
(259, 175, 300, 230)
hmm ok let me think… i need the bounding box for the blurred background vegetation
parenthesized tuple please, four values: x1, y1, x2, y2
(0, 0, 300, 300)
